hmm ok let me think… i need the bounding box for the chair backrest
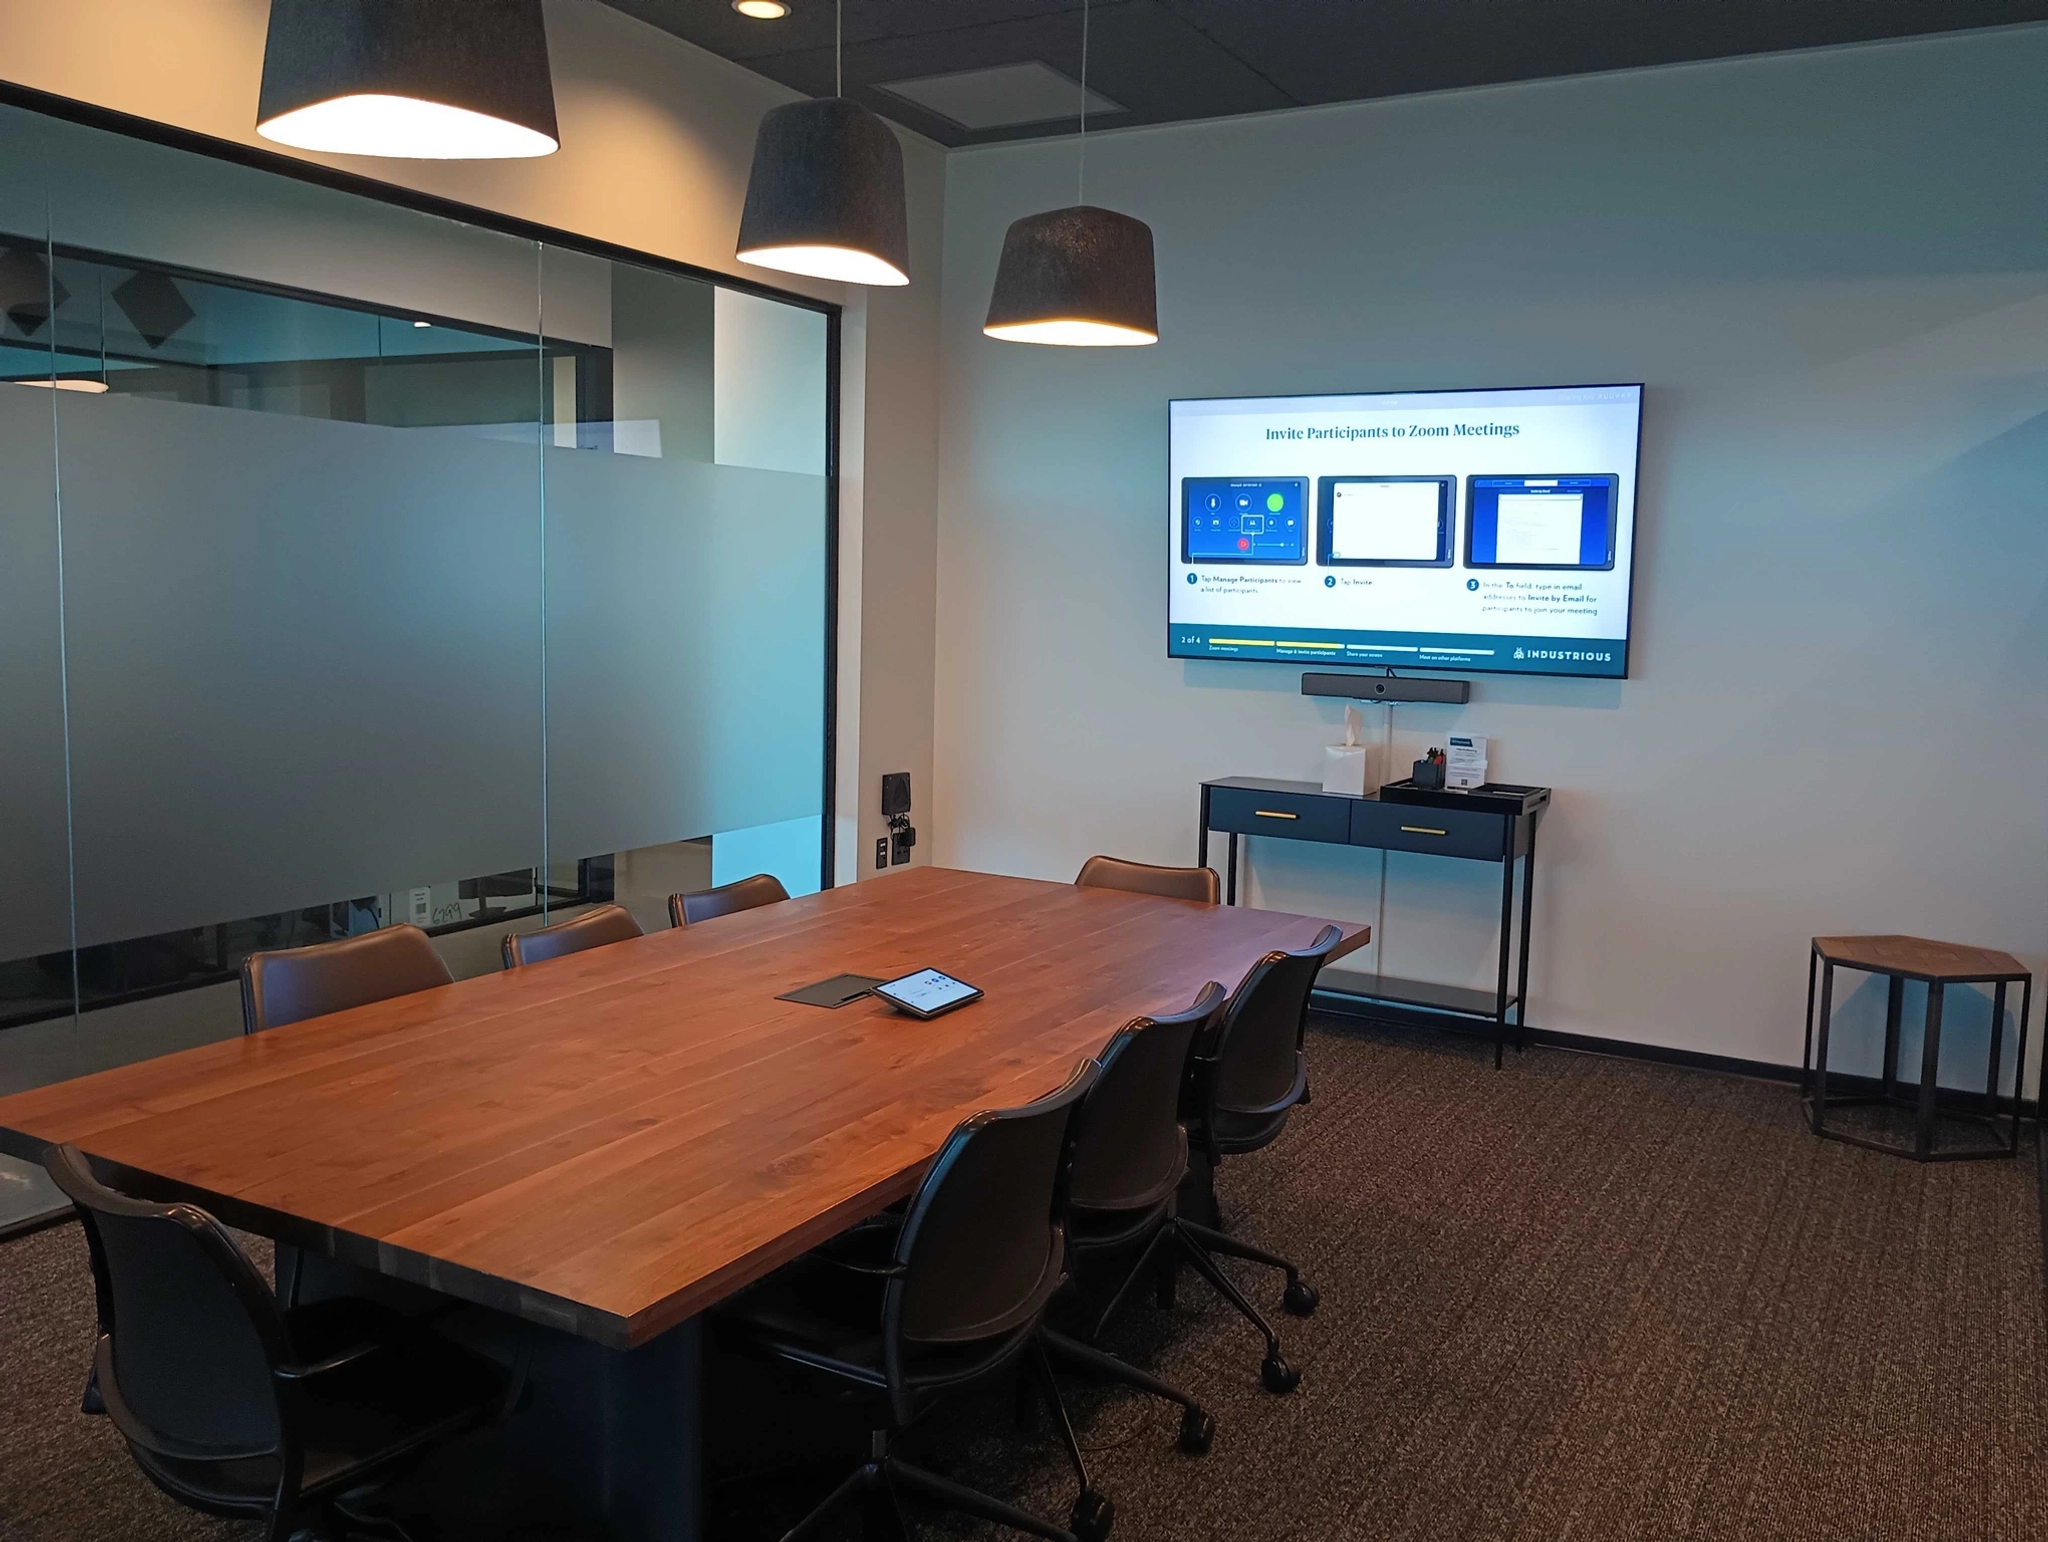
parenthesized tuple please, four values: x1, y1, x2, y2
(886, 1059, 1099, 1360)
(1075, 855, 1220, 905)
(1068, 983, 1225, 1214)
(1205, 924, 1344, 1116)
(239, 924, 452, 1035)
(669, 873, 790, 927)
(502, 903, 644, 969)
(43, 1144, 287, 1463)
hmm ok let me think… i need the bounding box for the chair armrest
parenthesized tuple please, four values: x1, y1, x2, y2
(812, 1216, 908, 1278)
(817, 1258, 907, 1279)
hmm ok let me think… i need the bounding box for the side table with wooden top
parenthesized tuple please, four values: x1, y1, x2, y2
(1803, 934, 2033, 1161)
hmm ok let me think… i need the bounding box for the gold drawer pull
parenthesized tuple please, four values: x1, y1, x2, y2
(1400, 825, 1448, 836)
(1253, 809, 1299, 820)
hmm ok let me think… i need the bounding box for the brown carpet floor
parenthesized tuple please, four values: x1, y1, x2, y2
(5, 1017, 2045, 1542)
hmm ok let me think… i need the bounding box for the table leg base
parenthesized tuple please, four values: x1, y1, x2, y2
(297, 1254, 701, 1541)
(1802, 1094, 2021, 1163)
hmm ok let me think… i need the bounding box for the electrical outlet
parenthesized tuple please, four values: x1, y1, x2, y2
(891, 825, 915, 865)
(875, 836, 889, 870)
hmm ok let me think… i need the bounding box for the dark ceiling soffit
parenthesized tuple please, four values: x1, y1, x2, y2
(0, 77, 839, 317)
(639, 7, 2048, 149)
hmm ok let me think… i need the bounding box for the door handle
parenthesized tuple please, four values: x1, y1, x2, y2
(1253, 810, 1299, 820)
(1400, 825, 1448, 836)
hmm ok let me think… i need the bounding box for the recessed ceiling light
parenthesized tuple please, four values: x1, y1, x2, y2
(877, 62, 1122, 131)
(16, 377, 110, 393)
(414, 320, 432, 328)
(734, 0, 790, 17)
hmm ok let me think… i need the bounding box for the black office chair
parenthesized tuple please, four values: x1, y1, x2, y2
(669, 873, 790, 928)
(714, 1061, 1115, 1542)
(239, 924, 454, 1309)
(44, 1143, 505, 1542)
(1075, 855, 1220, 905)
(1170, 924, 1343, 1392)
(502, 902, 643, 968)
(1043, 984, 1226, 1453)
(239, 924, 452, 1035)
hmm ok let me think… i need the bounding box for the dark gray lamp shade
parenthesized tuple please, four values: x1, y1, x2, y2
(257, 0, 559, 160)
(983, 205, 1158, 346)
(737, 99, 910, 287)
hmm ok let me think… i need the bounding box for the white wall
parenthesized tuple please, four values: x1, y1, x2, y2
(0, 0, 943, 889)
(934, 27, 2048, 1078)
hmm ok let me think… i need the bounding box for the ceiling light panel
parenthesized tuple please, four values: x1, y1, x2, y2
(876, 62, 1123, 131)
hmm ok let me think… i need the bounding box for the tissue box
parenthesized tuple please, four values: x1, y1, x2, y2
(1322, 744, 1370, 797)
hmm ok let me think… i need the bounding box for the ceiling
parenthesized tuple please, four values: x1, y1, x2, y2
(598, 0, 2048, 148)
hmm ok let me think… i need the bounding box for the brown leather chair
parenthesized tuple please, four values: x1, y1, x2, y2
(668, 873, 789, 927)
(239, 924, 453, 1035)
(1076, 855, 1221, 905)
(502, 903, 644, 968)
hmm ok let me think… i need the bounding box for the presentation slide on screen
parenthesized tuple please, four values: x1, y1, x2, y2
(1168, 385, 1642, 677)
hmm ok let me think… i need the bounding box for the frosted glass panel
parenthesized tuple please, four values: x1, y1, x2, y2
(0, 115, 72, 1232)
(54, 391, 545, 945)
(0, 391, 67, 963)
(545, 254, 829, 892)
(544, 448, 827, 859)
(0, 121, 68, 987)
(0, 101, 832, 1180)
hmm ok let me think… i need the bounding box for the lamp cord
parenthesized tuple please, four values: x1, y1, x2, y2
(836, 0, 843, 97)
(1078, 0, 1089, 205)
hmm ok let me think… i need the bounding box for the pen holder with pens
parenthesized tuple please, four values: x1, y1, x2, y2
(1411, 748, 1446, 790)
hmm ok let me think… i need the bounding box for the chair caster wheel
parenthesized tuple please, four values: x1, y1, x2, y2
(1261, 1354, 1300, 1395)
(1070, 1487, 1114, 1542)
(1177, 1406, 1215, 1455)
(1283, 1279, 1320, 1316)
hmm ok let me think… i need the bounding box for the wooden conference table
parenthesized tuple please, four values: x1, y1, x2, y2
(0, 867, 1366, 1539)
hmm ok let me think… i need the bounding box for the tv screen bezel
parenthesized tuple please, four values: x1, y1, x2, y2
(1166, 381, 1645, 681)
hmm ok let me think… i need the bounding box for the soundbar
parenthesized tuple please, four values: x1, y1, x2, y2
(1301, 671, 1471, 704)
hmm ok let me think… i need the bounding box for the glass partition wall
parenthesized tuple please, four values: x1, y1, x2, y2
(0, 103, 835, 1232)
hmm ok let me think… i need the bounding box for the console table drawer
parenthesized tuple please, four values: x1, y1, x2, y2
(1209, 785, 1351, 844)
(1350, 800, 1506, 861)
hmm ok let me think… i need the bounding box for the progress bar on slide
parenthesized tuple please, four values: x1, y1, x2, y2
(1209, 638, 1343, 650)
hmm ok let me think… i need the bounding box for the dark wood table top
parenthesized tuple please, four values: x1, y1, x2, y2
(0, 867, 1367, 1349)
(1812, 934, 2029, 983)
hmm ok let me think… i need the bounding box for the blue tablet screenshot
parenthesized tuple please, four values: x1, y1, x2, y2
(1182, 477, 1309, 564)
(1465, 475, 1620, 569)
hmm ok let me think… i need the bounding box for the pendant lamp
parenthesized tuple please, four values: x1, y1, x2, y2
(984, 0, 1157, 346)
(257, 0, 559, 160)
(736, 1, 910, 286)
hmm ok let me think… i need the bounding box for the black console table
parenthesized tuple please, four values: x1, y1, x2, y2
(1199, 776, 1548, 1068)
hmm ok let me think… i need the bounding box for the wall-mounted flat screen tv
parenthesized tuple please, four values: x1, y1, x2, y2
(1168, 384, 1642, 678)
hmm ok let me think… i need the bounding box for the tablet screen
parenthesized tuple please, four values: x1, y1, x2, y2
(1318, 476, 1454, 566)
(875, 968, 979, 1015)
